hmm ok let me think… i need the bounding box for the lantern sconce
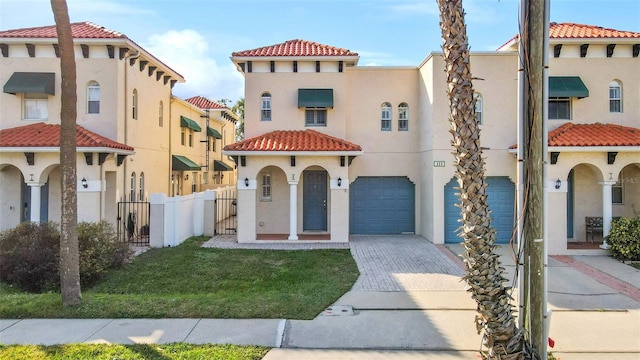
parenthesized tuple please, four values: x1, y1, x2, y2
(337, 177, 342, 187)
(184, 174, 189, 181)
(244, 177, 249, 187)
(555, 179, 561, 190)
(29, 174, 34, 182)
(81, 177, 88, 189)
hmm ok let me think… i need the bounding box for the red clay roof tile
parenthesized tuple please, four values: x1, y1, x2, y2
(548, 123, 640, 147)
(224, 130, 361, 152)
(0, 21, 126, 39)
(232, 39, 358, 57)
(0, 122, 134, 151)
(185, 96, 228, 110)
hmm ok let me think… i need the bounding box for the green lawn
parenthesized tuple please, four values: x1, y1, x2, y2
(0, 237, 359, 319)
(0, 343, 269, 360)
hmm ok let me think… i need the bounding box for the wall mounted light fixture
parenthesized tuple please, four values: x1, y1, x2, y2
(244, 177, 249, 187)
(184, 174, 189, 181)
(81, 177, 88, 189)
(29, 174, 34, 182)
(337, 177, 342, 187)
(555, 179, 561, 189)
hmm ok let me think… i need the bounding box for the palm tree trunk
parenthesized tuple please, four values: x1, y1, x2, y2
(51, 0, 81, 306)
(435, 1, 528, 358)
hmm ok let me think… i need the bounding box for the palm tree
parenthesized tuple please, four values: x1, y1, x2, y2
(435, 1, 531, 358)
(51, 0, 81, 306)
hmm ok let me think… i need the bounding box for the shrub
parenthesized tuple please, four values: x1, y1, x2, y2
(78, 221, 132, 287)
(0, 222, 60, 292)
(605, 216, 640, 261)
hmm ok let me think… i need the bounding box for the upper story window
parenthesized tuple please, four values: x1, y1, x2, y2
(188, 130, 193, 147)
(261, 93, 272, 121)
(381, 102, 391, 131)
(132, 89, 138, 120)
(181, 129, 186, 146)
(130, 172, 136, 201)
(305, 109, 327, 126)
(609, 80, 622, 113)
(87, 81, 100, 114)
(398, 102, 409, 131)
(474, 93, 483, 124)
(158, 101, 164, 127)
(549, 97, 571, 120)
(23, 93, 48, 120)
(139, 172, 145, 201)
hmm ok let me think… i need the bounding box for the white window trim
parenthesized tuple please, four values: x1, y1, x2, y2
(474, 94, 483, 125)
(261, 93, 272, 121)
(261, 173, 272, 201)
(609, 81, 622, 113)
(381, 103, 391, 131)
(305, 108, 327, 127)
(23, 93, 48, 120)
(612, 171, 624, 205)
(87, 81, 100, 114)
(398, 103, 409, 131)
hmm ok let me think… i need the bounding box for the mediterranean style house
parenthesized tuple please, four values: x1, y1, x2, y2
(0, 22, 237, 234)
(224, 23, 640, 255)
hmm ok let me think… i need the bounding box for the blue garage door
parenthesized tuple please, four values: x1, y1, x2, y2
(444, 176, 515, 244)
(350, 176, 415, 234)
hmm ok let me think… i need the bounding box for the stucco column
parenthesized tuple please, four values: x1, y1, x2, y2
(599, 181, 615, 249)
(28, 183, 42, 223)
(288, 181, 299, 240)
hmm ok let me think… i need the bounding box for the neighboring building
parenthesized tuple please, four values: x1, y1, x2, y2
(225, 23, 640, 254)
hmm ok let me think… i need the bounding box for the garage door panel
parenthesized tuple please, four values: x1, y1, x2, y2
(350, 176, 415, 234)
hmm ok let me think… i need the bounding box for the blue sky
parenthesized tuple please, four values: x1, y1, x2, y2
(1, 0, 639, 104)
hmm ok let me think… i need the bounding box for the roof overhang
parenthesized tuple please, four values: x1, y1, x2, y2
(508, 146, 640, 154)
(0, 147, 135, 155)
(223, 150, 363, 157)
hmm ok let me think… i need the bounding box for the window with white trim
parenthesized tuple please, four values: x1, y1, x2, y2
(139, 172, 145, 201)
(609, 80, 622, 113)
(191, 172, 197, 193)
(305, 109, 327, 126)
(612, 171, 624, 204)
(203, 172, 209, 184)
(261, 93, 272, 121)
(474, 93, 483, 124)
(23, 93, 48, 120)
(158, 101, 164, 127)
(549, 97, 571, 120)
(132, 89, 138, 119)
(398, 102, 409, 131)
(261, 173, 272, 201)
(130, 172, 136, 201)
(381, 102, 391, 131)
(87, 81, 100, 114)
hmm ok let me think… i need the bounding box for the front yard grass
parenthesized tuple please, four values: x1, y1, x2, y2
(0, 237, 359, 319)
(0, 343, 269, 360)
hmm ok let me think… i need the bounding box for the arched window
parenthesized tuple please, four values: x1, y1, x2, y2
(139, 172, 145, 201)
(381, 102, 391, 131)
(609, 80, 622, 113)
(132, 89, 138, 119)
(158, 101, 163, 127)
(130, 172, 136, 201)
(87, 81, 100, 114)
(474, 93, 483, 124)
(398, 102, 409, 131)
(261, 93, 272, 121)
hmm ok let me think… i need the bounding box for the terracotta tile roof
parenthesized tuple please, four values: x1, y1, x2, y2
(0, 21, 126, 39)
(548, 123, 640, 147)
(185, 96, 228, 110)
(232, 39, 358, 57)
(224, 130, 362, 152)
(0, 122, 134, 151)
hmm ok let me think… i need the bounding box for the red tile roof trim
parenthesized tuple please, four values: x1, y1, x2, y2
(0, 21, 126, 39)
(232, 39, 358, 57)
(224, 130, 362, 152)
(0, 122, 134, 151)
(510, 123, 640, 148)
(185, 96, 228, 110)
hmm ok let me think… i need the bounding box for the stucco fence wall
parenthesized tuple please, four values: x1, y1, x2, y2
(149, 186, 236, 248)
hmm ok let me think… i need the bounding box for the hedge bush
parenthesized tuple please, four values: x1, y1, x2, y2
(0, 221, 132, 293)
(605, 216, 640, 261)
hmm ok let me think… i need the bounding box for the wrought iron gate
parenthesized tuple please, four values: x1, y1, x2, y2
(117, 198, 150, 245)
(215, 188, 237, 235)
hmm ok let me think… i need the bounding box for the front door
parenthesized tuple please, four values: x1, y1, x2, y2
(303, 170, 327, 231)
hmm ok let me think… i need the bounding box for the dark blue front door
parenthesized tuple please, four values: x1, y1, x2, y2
(303, 171, 327, 231)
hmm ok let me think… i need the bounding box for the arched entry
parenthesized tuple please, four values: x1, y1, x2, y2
(444, 176, 515, 244)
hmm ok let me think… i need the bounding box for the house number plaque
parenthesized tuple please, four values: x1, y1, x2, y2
(433, 161, 446, 167)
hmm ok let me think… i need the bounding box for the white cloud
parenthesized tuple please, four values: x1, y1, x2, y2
(142, 29, 244, 103)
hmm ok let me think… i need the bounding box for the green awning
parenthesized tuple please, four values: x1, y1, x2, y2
(172, 155, 201, 171)
(207, 127, 222, 139)
(213, 160, 233, 171)
(180, 116, 202, 132)
(298, 89, 333, 108)
(549, 76, 589, 98)
(3, 72, 55, 95)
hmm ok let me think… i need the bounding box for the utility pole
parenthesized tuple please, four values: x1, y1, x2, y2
(519, 1, 549, 359)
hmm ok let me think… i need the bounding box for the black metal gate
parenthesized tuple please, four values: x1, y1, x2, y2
(117, 198, 150, 245)
(215, 188, 237, 235)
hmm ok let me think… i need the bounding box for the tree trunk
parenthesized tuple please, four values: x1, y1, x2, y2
(435, 1, 530, 358)
(51, 0, 81, 306)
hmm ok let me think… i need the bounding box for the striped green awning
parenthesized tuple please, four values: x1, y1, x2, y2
(298, 89, 333, 108)
(172, 155, 201, 171)
(207, 127, 222, 139)
(180, 116, 202, 132)
(549, 76, 589, 98)
(3, 72, 55, 95)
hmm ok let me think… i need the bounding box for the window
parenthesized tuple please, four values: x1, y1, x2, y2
(381, 102, 391, 131)
(188, 130, 193, 147)
(23, 93, 48, 120)
(305, 109, 327, 126)
(132, 89, 138, 119)
(138, 173, 145, 201)
(130, 172, 136, 201)
(191, 172, 197, 193)
(474, 93, 483, 124)
(261, 173, 272, 201)
(181, 129, 186, 146)
(87, 81, 100, 114)
(612, 172, 624, 204)
(261, 93, 271, 121)
(398, 102, 409, 131)
(549, 97, 571, 120)
(158, 101, 163, 127)
(609, 80, 622, 113)
(203, 172, 208, 185)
